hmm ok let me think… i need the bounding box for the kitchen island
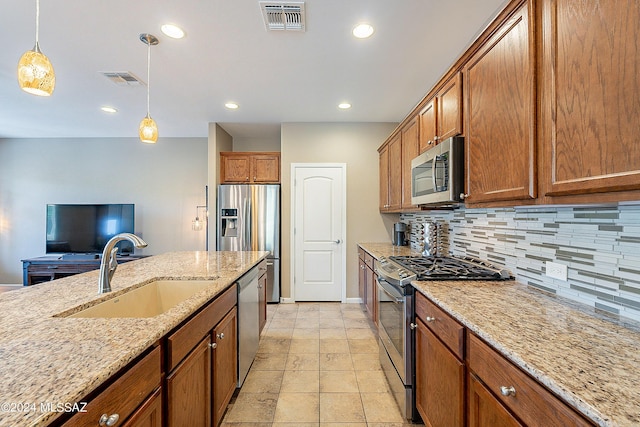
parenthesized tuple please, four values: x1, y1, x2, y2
(0, 251, 268, 427)
(358, 242, 640, 427)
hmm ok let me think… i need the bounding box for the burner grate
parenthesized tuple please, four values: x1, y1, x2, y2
(389, 256, 510, 281)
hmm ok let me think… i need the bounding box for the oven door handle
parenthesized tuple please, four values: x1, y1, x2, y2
(377, 278, 404, 304)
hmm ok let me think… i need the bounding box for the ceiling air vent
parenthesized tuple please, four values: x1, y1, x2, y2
(260, 1, 305, 32)
(100, 72, 145, 86)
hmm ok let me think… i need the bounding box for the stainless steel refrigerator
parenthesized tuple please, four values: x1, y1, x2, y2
(216, 184, 280, 302)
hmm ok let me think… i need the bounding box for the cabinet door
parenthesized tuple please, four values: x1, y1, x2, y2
(437, 72, 463, 141)
(122, 388, 162, 427)
(401, 117, 419, 209)
(540, 0, 640, 198)
(468, 373, 522, 427)
(365, 265, 377, 326)
(258, 272, 267, 335)
(358, 256, 366, 304)
(415, 318, 464, 427)
(212, 307, 238, 427)
(463, 2, 536, 204)
(387, 133, 403, 211)
(419, 98, 437, 153)
(379, 144, 390, 210)
(221, 153, 251, 183)
(252, 154, 280, 183)
(166, 337, 212, 427)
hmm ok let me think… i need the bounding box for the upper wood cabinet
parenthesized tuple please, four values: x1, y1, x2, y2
(220, 152, 280, 183)
(540, 0, 640, 201)
(463, 1, 536, 204)
(401, 117, 420, 210)
(419, 72, 463, 153)
(378, 133, 402, 211)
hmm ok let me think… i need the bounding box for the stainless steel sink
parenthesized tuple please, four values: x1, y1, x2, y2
(65, 280, 216, 318)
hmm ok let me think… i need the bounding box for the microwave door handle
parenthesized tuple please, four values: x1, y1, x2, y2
(432, 157, 438, 191)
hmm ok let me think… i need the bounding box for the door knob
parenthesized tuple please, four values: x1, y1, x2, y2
(333, 239, 342, 244)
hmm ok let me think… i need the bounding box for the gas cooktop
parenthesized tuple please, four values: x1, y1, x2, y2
(376, 255, 511, 287)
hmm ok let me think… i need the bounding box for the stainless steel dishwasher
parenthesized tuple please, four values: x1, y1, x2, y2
(237, 265, 260, 387)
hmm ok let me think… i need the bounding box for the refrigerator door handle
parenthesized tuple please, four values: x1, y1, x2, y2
(243, 197, 251, 251)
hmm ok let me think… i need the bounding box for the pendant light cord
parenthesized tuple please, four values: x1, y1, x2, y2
(146, 40, 151, 116)
(35, 0, 40, 44)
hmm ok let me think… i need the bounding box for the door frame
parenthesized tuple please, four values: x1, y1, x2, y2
(290, 163, 347, 303)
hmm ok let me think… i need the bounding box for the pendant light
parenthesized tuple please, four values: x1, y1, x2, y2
(18, 0, 55, 96)
(139, 33, 159, 144)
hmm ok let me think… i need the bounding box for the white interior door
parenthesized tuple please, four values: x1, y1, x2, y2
(292, 164, 346, 302)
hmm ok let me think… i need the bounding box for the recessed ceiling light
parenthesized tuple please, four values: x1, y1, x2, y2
(338, 102, 352, 110)
(100, 106, 118, 113)
(161, 24, 185, 39)
(352, 23, 374, 39)
(225, 102, 239, 110)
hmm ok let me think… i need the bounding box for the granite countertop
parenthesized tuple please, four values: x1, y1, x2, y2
(358, 242, 640, 427)
(0, 251, 268, 427)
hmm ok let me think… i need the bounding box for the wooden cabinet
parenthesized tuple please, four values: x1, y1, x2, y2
(540, 0, 640, 201)
(121, 388, 162, 427)
(165, 284, 238, 427)
(414, 292, 465, 427)
(212, 307, 238, 426)
(401, 117, 419, 210)
(166, 337, 212, 427)
(379, 133, 403, 211)
(467, 333, 593, 427)
(378, 143, 390, 211)
(258, 266, 267, 335)
(463, 1, 536, 204)
(419, 72, 463, 153)
(220, 152, 280, 183)
(63, 347, 161, 427)
(357, 247, 377, 326)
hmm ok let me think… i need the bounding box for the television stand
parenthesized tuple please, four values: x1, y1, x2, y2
(21, 255, 147, 286)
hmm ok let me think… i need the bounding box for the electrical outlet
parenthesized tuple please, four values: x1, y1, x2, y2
(546, 261, 568, 281)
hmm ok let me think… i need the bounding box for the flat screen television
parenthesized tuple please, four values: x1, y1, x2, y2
(46, 204, 135, 254)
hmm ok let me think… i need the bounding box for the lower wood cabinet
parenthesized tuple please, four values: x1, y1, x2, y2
(212, 307, 238, 427)
(258, 265, 268, 335)
(468, 372, 522, 427)
(122, 388, 162, 427)
(357, 247, 377, 326)
(415, 293, 464, 427)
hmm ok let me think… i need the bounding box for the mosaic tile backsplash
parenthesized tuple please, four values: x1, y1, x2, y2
(400, 204, 640, 322)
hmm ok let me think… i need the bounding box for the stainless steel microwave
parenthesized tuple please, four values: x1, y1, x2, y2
(411, 136, 464, 206)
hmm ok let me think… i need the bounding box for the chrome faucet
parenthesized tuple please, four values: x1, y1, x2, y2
(98, 233, 148, 294)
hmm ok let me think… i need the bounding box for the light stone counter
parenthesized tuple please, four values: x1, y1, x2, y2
(0, 251, 268, 427)
(359, 242, 640, 426)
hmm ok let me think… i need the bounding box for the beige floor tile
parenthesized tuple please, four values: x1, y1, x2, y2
(355, 370, 390, 392)
(351, 353, 382, 371)
(318, 310, 343, 319)
(273, 392, 320, 423)
(320, 424, 366, 427)
(344, 318, 374, 329)
(360, 392, 405, 423)
(221, 422, 273, 427)
(273, 424, 319, 427)
(295, 318, 320, 328)
(289, 338, 320, 354)
(292, 327, 320, 339)
(269, 318, 297, 329)
(262, 328, 293, 339)
(346, 328, 377, 340)
(277, 303, 299, 311)
(348, 339, 379, 354)
(280, 370, 320, 393)
(250, 352, 287, 370)
(319, 303, 342, 311)
(240, 370, 284, 394)
(319, 318, 345, 329)
(320, 370, 359, 392)
(341, 309, 367, 319)
(320, 353, 354, 371)
(297, 310, 321, 319)
(286, 353, 320, 370)
(319, 328, 347, 339)
(223, 393, 278, 423)
(298, 303, 322, 312)
(257, 338, 291, 354)
(273, 310, 298, 319)
(319, 339, 349, 354)
(319, 393, 365, 423)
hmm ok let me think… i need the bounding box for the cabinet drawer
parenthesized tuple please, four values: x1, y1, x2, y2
(357, 247, 365, 260)
(64, 346, 161, 427)
(467, 333, 593, 427)
(415, 292, 464, 359)
(167, 284, 237, 371)
(364, 252, 374, 269)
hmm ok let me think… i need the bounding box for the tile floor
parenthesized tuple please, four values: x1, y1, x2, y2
(221, 302, 422, 427)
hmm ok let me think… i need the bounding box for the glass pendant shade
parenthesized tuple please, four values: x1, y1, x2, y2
(139, 115, 158, 143)
(18, 44, 55, 96)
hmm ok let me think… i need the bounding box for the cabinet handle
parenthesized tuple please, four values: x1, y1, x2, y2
(217, 332, 225, 340)
(254, 176, 257, 180)
(428, 140, 434, 145)
(434, 135, 440, 141)
(460, 193, 469, 200)
(209, 342, 217, 349)
(99, 414, 120, 426)
(246, 176, 249, 181)
(500, 386, 516, 397)
(409, 322, 418, 330)
(425, 316, 435, 322)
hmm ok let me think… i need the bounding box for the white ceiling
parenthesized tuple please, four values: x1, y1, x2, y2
(0, 0, 508, 139)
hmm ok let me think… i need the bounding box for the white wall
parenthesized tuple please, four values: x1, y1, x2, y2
(280, 122, 399, 300)
(233, 137, 281, 152)
(0, 137, 208, 284)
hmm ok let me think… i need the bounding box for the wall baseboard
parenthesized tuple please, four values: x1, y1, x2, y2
(279, 297, 296, 304)
(344, 297, 363, 304)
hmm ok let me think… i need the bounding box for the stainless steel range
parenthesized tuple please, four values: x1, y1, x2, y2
(375, 255, 511, 421)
